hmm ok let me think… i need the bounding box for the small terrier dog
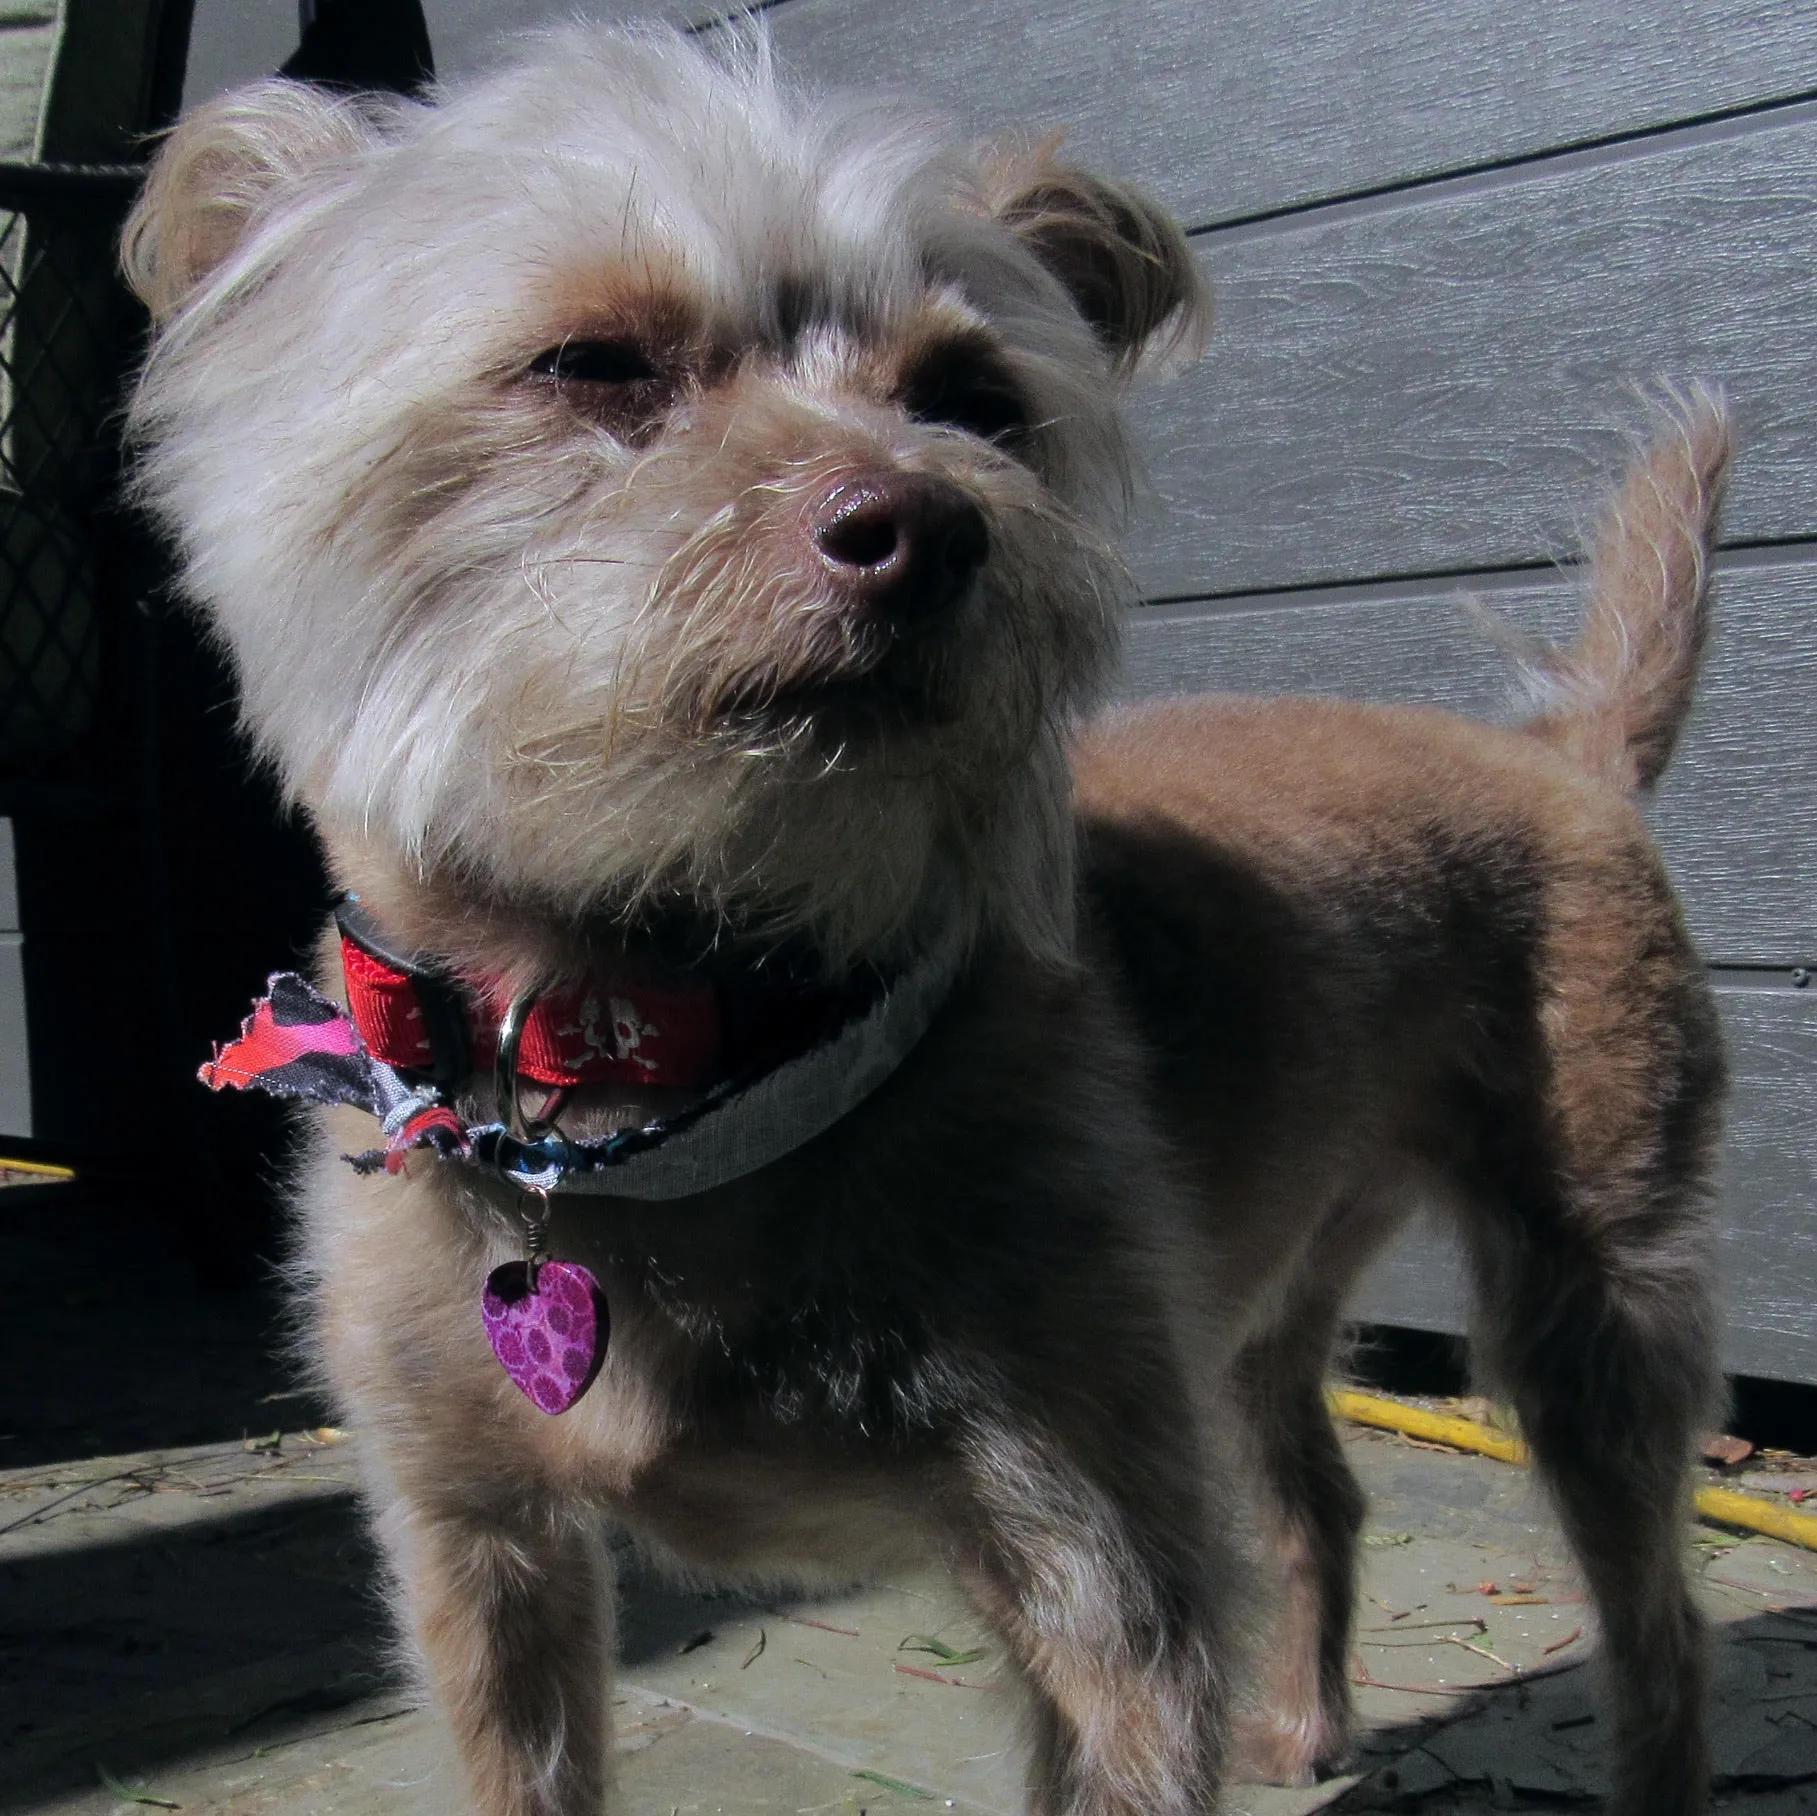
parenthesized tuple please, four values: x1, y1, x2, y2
(125, 27, 1730, 1816)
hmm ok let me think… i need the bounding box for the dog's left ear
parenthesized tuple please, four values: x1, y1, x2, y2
(122, 80, 384, 322)
(980, 138, 1208, 374)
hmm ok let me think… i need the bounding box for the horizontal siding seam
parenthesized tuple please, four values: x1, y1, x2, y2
(689, 0, 801, 34)
(1186, 90, 1817, 242)
(1132, 538, 1817, 620)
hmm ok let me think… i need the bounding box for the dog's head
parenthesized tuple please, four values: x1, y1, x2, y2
(125, 28, 1202, 975)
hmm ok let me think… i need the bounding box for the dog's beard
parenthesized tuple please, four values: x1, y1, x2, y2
(486, 565, 1118, 972)
(299, 444, 1123, 975)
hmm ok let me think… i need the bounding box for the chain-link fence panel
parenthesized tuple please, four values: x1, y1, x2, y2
(0, 165, 140, 778)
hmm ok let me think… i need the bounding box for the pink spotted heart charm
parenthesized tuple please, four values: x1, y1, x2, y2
(481, 1260, 607, 1414)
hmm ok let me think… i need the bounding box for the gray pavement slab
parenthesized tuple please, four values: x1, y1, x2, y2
(7, 1421, 1817, 1813)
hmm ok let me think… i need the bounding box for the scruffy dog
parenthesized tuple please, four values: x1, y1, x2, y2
(123, 26, 1730, 1816)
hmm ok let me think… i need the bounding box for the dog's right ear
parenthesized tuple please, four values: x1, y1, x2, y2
(978, 135, 1208, 377)
(122, 81, 378, 322)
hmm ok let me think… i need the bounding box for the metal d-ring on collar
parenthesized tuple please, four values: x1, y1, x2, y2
(494, 991, 559, 1140)
(493, 991, 573, 1190)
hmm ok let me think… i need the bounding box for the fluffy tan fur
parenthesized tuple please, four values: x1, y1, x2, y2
(125, 26, 1729, 1816)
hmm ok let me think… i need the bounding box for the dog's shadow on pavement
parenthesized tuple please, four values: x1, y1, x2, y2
(1334, 1612, 1817, 1810)
(0, 1489, 833, 1809)
(611, 1547, 773, 1666)
(10, 1477, 1817, 1814)
(0, 1493, 395, 1807)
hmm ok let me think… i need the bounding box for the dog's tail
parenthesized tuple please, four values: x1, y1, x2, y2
(1511, 391, 1733, 794)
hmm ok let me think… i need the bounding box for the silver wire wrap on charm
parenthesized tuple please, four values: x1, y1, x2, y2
(519, 1201, 550, 1289)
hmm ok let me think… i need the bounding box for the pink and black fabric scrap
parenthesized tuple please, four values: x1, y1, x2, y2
(198, 971, 727, 1188)
(199, 973, 470, 1171)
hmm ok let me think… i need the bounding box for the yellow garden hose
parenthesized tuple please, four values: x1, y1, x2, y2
(0, 1154, 75, 1181)
(1328, 1388, 1817, 1553)
(1331, 1388, 1530, 1464)
(1692, 1486, 1817, 1551)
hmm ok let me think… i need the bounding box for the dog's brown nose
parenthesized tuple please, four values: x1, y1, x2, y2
(810, 473, 988, 618)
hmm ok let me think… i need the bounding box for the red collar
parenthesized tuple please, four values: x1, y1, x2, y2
(335, 898, 860, 1093)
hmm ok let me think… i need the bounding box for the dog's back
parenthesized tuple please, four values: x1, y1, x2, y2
(1075, 395, 1732, 1294)
(1073, 397, 1732, 1813)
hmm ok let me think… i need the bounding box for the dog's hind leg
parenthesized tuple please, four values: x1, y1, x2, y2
(1456, 955, 1725, 1816)
(373, 1484, 615, 1816)
(944, 1397, 1246, 1816)
(1468, 1212, 1718, 1816)
(1228, 1237, 1381, 1785)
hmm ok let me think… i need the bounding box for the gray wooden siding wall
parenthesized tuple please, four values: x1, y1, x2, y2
(185, 4, 1817, 1379)
(747, 0, 1817, 1383)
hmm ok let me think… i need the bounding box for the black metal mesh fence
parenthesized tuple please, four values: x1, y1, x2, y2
(0, 165, 141, 777)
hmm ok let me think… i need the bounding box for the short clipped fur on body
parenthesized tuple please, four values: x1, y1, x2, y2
(124, 26, 1731, 1816)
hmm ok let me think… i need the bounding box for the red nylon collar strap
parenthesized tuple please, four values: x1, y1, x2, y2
(334, 899, 857, 1094)
(339, 936, 722, 1090)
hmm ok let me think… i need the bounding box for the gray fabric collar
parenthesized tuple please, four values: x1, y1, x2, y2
(473, 922, 968, 1200)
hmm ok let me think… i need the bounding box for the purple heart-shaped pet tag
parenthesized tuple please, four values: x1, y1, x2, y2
(481, 1260, 608, 1414)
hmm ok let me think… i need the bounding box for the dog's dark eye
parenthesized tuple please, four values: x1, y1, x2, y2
(530, 340, 658, 386)
(526, 338, 685, 445)
(901, 344, 1030, 450)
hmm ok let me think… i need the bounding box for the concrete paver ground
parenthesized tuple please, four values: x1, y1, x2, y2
(7, 1419, 1817, 1814)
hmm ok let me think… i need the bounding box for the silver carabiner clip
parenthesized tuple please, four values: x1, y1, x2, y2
(494, 991, 565, 1142)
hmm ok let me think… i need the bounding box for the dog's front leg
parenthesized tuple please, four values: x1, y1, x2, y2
(375, 1486, 615, 1816)
(945, 1406, 1242, 1816)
